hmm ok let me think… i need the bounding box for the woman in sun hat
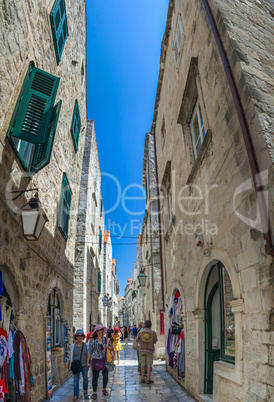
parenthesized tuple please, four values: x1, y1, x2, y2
(87, 325, 113, 400)
(68, 329, 89, 401)
(111, 326, 123, 365)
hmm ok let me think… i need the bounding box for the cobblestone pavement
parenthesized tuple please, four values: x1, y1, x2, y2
(47, 340, 195, 401)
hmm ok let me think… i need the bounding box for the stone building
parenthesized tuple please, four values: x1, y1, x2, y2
(74, 120, 104, 334)
(100, 230, 113, 326)
(145, 0, 274, 401)
(123, 279, 133, 327)
(0, 0, 87, 400)
(140, 132, 165, 359)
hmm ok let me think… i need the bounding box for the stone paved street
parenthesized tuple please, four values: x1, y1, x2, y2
(47, 340, 195, 401)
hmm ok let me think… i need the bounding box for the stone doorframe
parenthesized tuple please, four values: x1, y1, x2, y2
(193, 247, 244, 399)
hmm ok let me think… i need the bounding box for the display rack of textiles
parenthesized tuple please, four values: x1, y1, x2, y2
(0, 295, 33, 401)
(166, 291, 185, 380)
(64, 322, 71, 363)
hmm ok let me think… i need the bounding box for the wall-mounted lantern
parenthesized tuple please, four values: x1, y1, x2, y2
(137, 268, 147, 287)
(10, 189, 48, 241)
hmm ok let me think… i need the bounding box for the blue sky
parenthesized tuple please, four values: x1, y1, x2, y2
(86, 0, 169, 294)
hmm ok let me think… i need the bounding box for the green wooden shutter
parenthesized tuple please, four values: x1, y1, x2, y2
(50, 0, 68, 65)
(32, 100, 62, 174)
(8, 62, 60, 145)
(100, 199, 103, 216)
(99, 230, 102, 251)
(58, 173, 72, 240)
(98, 272, 101, 293)
(71, 100, 81, 151)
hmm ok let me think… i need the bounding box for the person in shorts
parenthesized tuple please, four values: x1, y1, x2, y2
(136, 320, 158, 384)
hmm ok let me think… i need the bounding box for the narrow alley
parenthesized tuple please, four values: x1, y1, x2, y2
(47, 340, 195, 401)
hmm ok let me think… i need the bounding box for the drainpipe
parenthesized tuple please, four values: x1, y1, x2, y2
(202, 0, 274, 256)
(152, 126, 165, 312)
(146, 136, 155, 313)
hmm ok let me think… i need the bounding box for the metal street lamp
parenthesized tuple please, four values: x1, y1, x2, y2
(102, 295, 109, 307)
(10, 189, 48, 241)
(108, 298, 112, 307)
(137, 268, 147, 287)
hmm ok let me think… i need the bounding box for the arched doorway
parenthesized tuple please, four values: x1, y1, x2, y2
(204, 262, 235, 394)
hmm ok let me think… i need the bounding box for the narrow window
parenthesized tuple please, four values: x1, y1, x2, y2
(58, 173, 72, 240)
(98, 271, 101, 293)
(161, 116, 166, 149)
(99, 229, 102, 251)
(48, 289, 61, 347)
(70, 100, 81, 151)
(173, 15, 185, 67)
(50, 0, 68, 65)
(7, 62, 61, 175)
(100, 199, 103, 217)
(191, 101, 206, 159)
(92, 198, 96, 227)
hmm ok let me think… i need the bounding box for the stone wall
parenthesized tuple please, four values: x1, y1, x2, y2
(151, 0, 274, 400)
(0, 0, 87, 400)
(74, 120, 104, 334)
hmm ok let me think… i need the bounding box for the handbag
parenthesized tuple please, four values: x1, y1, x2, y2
(92, 357, 106, 371)
(71, 344, 84, 374)
(132, 339, 138, 350)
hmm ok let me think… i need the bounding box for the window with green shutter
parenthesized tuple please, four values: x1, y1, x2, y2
(50, 0, 68, 65)
(57, 173, 72, 240)
(100, 199, 103, 217)
(99, 230, 102, 251)
(70, 100, 81, 151)
(98, 272, 101, 293)
(7, 61, 61, 176)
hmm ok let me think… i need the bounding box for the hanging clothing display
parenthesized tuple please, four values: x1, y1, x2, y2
(0, 328, 8, 367)
(166, 292, 186, 381)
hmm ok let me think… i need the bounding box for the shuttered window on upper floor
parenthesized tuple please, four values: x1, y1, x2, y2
(71, 100, 81, 152)
(50, 0, 68, 65)
(57, 173, 72, 240)
(7, 61, 62, 176)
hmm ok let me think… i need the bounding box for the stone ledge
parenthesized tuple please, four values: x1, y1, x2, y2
(214, 360, 243, 385)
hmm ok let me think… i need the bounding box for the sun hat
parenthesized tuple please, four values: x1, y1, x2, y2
(91, 324, 107, 337)
(74, 329, 86, 340)
(140, 330, 154, 343)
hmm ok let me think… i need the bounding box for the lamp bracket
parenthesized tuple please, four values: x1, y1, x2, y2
(9, 188, 39, 201)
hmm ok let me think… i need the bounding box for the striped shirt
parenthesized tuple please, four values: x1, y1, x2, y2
(89, 337, 112, 360)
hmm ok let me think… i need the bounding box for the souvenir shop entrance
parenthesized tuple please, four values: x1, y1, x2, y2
(0, 265, 33, 401)
(166, 288, 185, 382)
(204, 262, 235, 395)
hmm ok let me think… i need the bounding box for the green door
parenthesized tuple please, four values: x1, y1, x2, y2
(205, 282, 220, 394)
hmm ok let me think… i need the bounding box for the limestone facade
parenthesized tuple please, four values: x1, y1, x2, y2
(0, 0, 87, 400)
(139, 133, 165, 359)
(74, 120, 104, 334)
(146, 0, 274, 400)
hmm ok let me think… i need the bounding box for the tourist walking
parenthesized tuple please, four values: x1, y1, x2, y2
(136, 320, 158, 384)
(132, 324, 138, 339)
(136, 322, 145, 375)
(68, 329, 89, 401)
(107, 325, 113, 339)
(87, 325, 112, 400)
(112, 326, 123, 365)
(123, 326, 129, 345)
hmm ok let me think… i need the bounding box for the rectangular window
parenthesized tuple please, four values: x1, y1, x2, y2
(98, 272, 101, 293)
(7, 62, 61, 176)
(173, 15, 184, 67)
(70, 100, 81, 151)
(58, 173, 72, 240)
(99, 230, 102, 251)
(50, 0, 68, 65)
(92, 198, 96, 227)
(161, 116, 166, 149)
(100, 199, 103, 217)
(191, 101, 206, 159)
